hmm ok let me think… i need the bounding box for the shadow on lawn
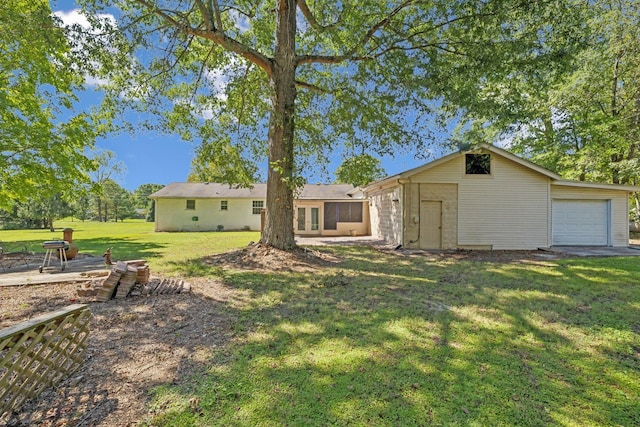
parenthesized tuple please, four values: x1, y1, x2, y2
(145, 246, 639, 426)
(3, 237, 166, 262)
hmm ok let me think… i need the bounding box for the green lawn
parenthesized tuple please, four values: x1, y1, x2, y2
(3, 222, 639, 425)
(144, 247, 640, 426)
(0, 220, 260, 274)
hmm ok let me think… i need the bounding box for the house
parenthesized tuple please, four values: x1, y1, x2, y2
(149, 182, 369, 235)
(363, 144, 639, 250)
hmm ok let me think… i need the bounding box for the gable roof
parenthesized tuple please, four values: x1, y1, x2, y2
(150, 183, 362, 200)
(363, 143, 640, 193)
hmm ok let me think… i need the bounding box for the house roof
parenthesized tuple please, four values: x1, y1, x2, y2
(150, 182, 361, 200)
(363, 143, 640, 193)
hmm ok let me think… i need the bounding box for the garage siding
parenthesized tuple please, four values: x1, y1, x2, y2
(368, 185, 403, 246)
(410, 154, 550, 249)
(551, 186, 629, 246)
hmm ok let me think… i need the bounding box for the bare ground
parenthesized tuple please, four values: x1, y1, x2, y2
(0, 245, 342, 426)
(0, 242, 630, 426)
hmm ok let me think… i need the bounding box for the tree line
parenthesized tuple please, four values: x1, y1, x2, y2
(0, 181, 164, 231)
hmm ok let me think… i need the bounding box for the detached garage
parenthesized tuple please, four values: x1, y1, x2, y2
(364, 144, 639, 250)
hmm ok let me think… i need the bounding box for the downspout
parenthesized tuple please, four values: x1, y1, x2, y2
(409, 183, 421, 244)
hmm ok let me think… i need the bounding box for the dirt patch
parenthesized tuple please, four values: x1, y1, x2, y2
(1, 244, 340, 426)
(1, 278, 238, 427)
(202, 242, 342, 272)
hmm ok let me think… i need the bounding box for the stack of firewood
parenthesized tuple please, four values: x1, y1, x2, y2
(89, 259, 190, 302)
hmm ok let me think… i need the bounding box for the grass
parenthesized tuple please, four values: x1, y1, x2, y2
(0, 219, 260, 274)
(3, 222, 639, 425)
(144, 247, 639, 426)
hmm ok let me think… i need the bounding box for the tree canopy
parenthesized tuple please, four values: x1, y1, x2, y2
(335, 154, 386, 188)
(74, 0, 586, 249)
(450, 1, 640, 188)
(0, 0, 97, 207)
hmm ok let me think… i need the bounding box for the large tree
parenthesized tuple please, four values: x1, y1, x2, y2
(75, 0, 582, 249)
(0, 0, 97, 207)
(448, 1, 639, 188)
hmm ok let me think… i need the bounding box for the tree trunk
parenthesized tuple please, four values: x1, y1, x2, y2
(260, 0, 297, 250)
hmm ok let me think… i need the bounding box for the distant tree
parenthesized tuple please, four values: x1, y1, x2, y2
(91, 150, 125, 221)
(133, 183, 164, 222)
(187, 138, 259, 187)
(335, 154, 386, 187)
(13, 194, 72, 230)
(100, 179, 134, 222)
(133, 184, 165, 208)
(0, 0, 97, 207)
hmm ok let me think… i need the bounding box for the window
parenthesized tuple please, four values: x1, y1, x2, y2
(252, 200, 264, 215)
(465, 153, 491, 174)
(220, 200, 228, 211)
(186, 199, 196, 210)
(324, 202, 363, 230)
(297, 207, 306, 231)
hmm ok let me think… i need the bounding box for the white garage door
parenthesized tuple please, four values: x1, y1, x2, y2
(552, 200, 609, 245)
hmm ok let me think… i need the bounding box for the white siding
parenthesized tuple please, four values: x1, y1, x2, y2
(411, 154, 550, 249)
(551, 186, 629, 247)
(368, 185, 403, 246)
(155, 198, 263, 231)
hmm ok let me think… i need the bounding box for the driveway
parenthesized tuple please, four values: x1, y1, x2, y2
(542, 246, 640, 256)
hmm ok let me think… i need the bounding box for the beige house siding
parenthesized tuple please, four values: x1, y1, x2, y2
(155, 198, 263, 232)
(409, 153, 550, 249)
(403, 183, 458, 249)
(368, 185, 403, 246)
(550, 186, 629, 246)
(293, 200, 370, 236)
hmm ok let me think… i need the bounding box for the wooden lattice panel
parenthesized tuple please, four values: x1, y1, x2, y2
(0, 304, 90, 417)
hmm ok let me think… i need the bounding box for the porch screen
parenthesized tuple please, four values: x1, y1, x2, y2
(324, 202, 363, 230)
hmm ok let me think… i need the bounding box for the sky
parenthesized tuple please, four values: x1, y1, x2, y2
(50, 1, 451, 191)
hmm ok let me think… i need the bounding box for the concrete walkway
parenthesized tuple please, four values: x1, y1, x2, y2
(0, 255, 107, 287)
(295, 235, 388, 246)
(542, 246, 640, 257)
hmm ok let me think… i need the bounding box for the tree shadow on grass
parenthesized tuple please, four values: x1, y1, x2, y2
(70, 237, 166, 262)
(143, 246, 639, 426)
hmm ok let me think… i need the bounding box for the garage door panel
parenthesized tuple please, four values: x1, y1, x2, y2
(552, 200, 609, 246)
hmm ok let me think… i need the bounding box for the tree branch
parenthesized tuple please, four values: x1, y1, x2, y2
(296, 0, 340, 30)
(295, 79, 328, 93)
(296, 0, 417, 65)
(194, 0, 215, 31)
(133, 0, 273, 77)
(211, 0, 224, 32)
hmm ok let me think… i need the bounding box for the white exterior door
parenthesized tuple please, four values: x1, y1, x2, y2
(295, 206, 321, 235)
(552, 200, 610, 245)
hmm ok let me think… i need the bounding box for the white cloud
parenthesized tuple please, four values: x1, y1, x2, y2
(53, 9, 116, 32)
